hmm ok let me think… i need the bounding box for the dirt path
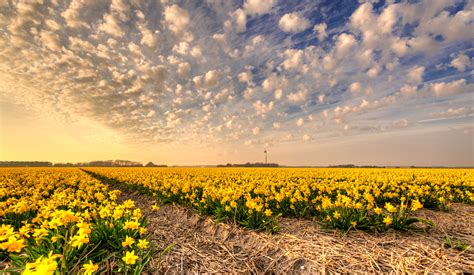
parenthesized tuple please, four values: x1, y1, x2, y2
(86, 170, 474, 273)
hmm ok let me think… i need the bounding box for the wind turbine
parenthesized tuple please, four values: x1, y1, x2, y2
(264, 149, 267, 164)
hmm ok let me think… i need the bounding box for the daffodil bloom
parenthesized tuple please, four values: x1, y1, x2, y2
(137, 239, 149, 249)
(122, 236, 135, 248)
(333, 211, 341, 220)
(383, 216, 393, 226)
(122, 250, 139, 265)
(151, 204, 160, 211)
(411, 200, 423, 211)
(264, 209, 273, 217)
(384, 202, 397, 213)
(23, 252, 59, 275)
(123, 220, 140, 230)
(82, 260, 99, 275)
(374, 207, 383, 215)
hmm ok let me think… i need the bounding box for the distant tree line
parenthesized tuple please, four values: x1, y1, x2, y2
(328, 164, 386, 168)
(0, 161, 53, 167)
(0, 160, 167, 167)
(217, 162, 279, 167)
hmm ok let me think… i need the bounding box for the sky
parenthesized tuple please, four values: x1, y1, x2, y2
(0, 0, 473, 166)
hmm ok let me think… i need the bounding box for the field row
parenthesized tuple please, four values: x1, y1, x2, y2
(0, 168, 151, 274)
(85, 168, 474, 231)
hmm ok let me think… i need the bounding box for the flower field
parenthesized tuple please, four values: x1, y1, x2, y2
(0, 168, 150, 274)
(85, 167, 474, 232)
(2, 167, 473, 273)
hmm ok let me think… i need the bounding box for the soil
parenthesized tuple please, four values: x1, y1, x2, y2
(110, 182, 474, 273)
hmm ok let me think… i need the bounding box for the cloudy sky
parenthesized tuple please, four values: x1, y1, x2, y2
(0, 0, 473, 166)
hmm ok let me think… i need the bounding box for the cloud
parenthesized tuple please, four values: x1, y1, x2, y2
(335, 33, 357, 58)
(278, 12, 310, 33)
(203, 70, 220, 88)
(431, 107, 474, 119)
(430, 79, 470, 97)
(40, 31, 62, 52)
(0, 0, 472, 153)
(232, 8, 246, 33)
(99, 13, 124, 37)
(164, 4, 190, 34)
(296, 118, 304, 126)
(313, 23, 327, 41)
(450, 53, 471, 72)
(243, 0, 275, 16)
(287, 87, 307, 103)
(407, 66, 425, 84)
(282, 49, 304, 70)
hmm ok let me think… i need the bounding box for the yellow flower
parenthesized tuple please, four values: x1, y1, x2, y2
(123, 220, 140, 230)
(82, 260, 99, 275)
(122, 236, 135, 248)
(4, 236, 26, 253)
(333, 211, 341, 220)
(137, 239, 149, 249)
(411, 200, 423, 211)
(23, 252, 59, 275)
(151, 204, 160, 211)
(122, 250, 139, 265)
(351, 221, 357, 227)
(264, 209, 273, 217)
(70, 233, 89, 248)
(384, 202, 397, 213)
(374, 207, 382, 215)
(383, 216, 393, 226)
(123, 199, 135, 209)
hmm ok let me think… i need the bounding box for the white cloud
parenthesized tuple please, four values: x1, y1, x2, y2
(430, 79, 469, 97)
(253, 100, 274, 115)
(400, 85, 417, 96)
(40, 31, 62, 52)
(367, 64, 381, 78)
(99, 13, 124, 37)
(349, 82, 362, 95)
(177, 62, 191, 78)
(243, 0, 275, 16)
(232, 8, 246, 33)
(62, 0, 93, 29)
(262, 73, 287, 92)
(431, 107, 474, 118)
(296, 118, 304, 126)
(407, 66, 425, 84)
(274, 89, 283, 100)
(287, 87, 307, 103)
(164, 5, 190, 34)
(282, 49, 304, 70)
(335, 33, 357, 58)
(278, 12, 311, 33)
(238, 71, 253, 85)
(203, 70, 219, 88)
(313, 23, 327, 41)
(450, 54, 471, 72)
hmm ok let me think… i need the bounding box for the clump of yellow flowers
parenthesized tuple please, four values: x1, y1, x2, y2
(0, 168, 152, 274)
(85, 167, 473, 231)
